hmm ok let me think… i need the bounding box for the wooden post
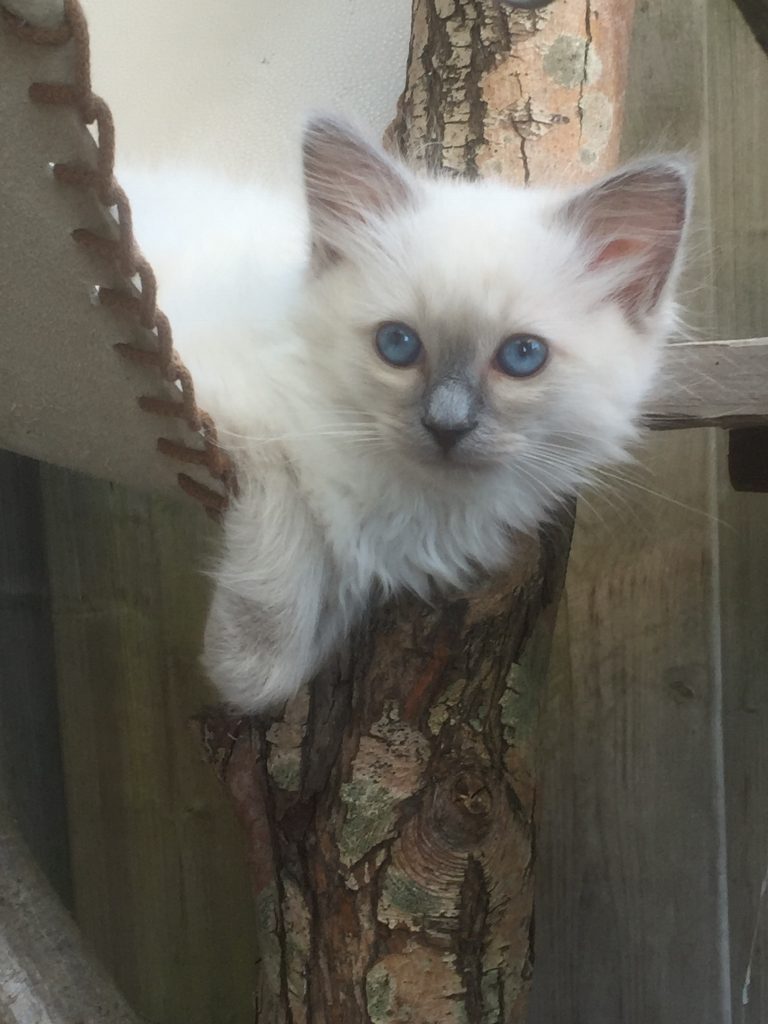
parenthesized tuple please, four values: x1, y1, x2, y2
(203, 3, 636, 1021)
(41, 468, 260, 1024)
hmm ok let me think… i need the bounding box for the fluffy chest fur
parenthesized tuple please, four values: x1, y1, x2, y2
(296, 441, 519, 600)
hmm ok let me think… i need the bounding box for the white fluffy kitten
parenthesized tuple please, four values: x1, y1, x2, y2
(126, 116, 690, 712)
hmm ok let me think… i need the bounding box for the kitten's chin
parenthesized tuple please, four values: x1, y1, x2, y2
(405, 443, 497, 476)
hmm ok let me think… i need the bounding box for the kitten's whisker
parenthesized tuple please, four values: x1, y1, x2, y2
(218, 421, 381, 436)
(507, 457, 581, 521)
(218, 426, 383, 446)
(572, 463, 730, 529)
(528, 463, 607, 527)
(531, 435, 646, 473)
(518, 447, 657, 531)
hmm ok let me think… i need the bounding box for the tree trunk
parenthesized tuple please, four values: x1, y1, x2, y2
(203, 2, 636, 1022)
(202, 540, 563, 1024)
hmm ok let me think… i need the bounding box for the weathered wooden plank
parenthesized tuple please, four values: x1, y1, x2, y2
(529, 0, 735, 1020)
(647, 338, 768, 429)
(706, 0, 768, 1018)
(0, 451, 71, 905)
(531, 430, 732, 1024)
(40, 466, 258, 1024)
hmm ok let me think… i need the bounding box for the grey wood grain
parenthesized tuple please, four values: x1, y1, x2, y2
(41, 466, 258, 1024)
(530, 0, 736, 1020)
(706, 1, 768, 1017)
(0, 450, 71, 905)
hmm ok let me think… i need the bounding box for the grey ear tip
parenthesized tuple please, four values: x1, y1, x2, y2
(302, 112, 360, 146)
(662, 154, 696, 188)
(661, 156, 695, 215)
(634, 154, 695, 190)
(607, 155, 695, 220)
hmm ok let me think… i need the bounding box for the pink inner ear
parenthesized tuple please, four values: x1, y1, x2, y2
(594, 237, 665, 316)
(591, 237, 647, 268)
(562, 160, 691, 321)
(591, 232, 678, 319)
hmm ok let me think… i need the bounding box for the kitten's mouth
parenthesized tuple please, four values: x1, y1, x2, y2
(417, 441, 492, 472)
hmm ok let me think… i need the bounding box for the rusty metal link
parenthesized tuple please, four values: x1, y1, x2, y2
(3, 0, 236, 520)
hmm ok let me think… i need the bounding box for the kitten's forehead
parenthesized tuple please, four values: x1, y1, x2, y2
(391, 182, 573, 332)
(411, 181, 558, 268)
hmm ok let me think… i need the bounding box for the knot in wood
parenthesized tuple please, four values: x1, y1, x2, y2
(432, 770, 494, 848)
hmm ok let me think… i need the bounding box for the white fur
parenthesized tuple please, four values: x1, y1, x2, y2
(123, 125, 689, 711)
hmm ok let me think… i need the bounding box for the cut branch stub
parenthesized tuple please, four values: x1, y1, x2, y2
(204, 2, 636, 1022)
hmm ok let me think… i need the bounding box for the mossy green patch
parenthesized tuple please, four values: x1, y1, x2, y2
(428, 677, 466, 734)
(480, 968, 503, 1023)
(543, 34, 587, 88)
(253, 883, 282, 999)
(338, 779, 398, 867)
(268, 747, 301, 792)
(366, 962, 394, 1023)
(499, 662, 541, 743)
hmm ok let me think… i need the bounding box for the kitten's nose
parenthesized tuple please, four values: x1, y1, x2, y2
(422, 377, 480, 453)
(421, 417, 478, 452)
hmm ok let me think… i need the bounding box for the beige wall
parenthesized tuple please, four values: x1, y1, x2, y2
(83, 0, 411, 190)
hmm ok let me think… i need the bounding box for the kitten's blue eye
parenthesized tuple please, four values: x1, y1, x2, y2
(375, 322, 422, 367)
(495, 335, 549, 378)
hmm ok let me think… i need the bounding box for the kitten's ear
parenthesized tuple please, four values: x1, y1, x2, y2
(303, 115, 417, 269)
(558, 158, 692, 322)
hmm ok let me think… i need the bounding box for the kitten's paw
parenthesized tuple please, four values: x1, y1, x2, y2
(202, 589, 311, 713)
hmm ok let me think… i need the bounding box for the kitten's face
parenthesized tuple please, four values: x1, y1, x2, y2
(300, 118, 689, 492)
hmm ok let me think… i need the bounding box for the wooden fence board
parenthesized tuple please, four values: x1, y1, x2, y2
(530, 0, 736, 1020)
(41, 466, 257, 1024)
(0, 451, 71, 904)
(706, 0, 768, 1018)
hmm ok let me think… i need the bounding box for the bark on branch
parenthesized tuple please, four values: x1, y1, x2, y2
(202, 536, 565, 1023)
(204, 2, 636, 1021)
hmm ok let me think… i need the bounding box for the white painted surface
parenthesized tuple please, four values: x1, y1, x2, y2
(82, 0, 411, 190)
